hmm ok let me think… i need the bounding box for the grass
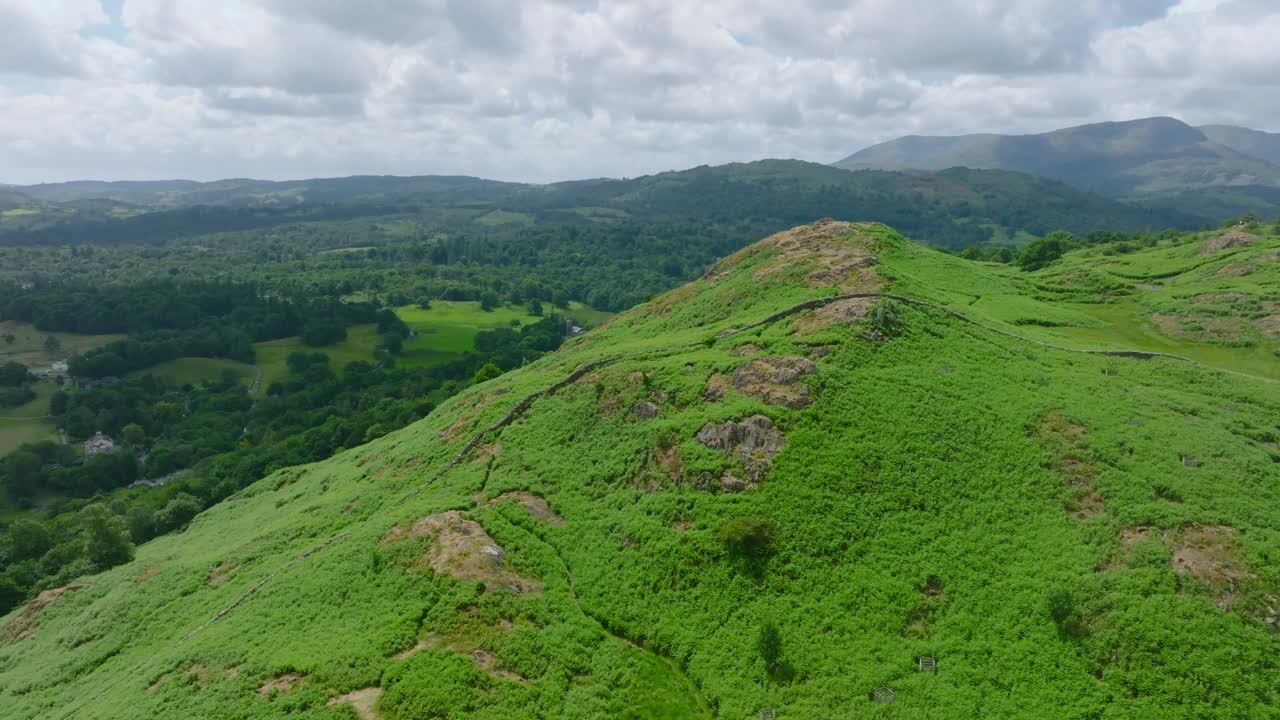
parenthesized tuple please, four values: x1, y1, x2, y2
(3, 223, 1277, 719)
(394, 301, 612, 368)
(0, 381, 60, 455)
(0, 321, 123, 369)
(255, 325, 382, 389)
(133, 357, 255, 388)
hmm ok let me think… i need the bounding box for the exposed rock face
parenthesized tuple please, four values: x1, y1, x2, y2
(703, 220, 883, 292)
(384, 511, 540, 593)
(1200, 226, 1254, 255)
(793, 298, 876, 334)
(487, 491, 564, 525)
(696, 414, 786, 490)
(731, 356, 817, 408)
(632, 401, 659, 419)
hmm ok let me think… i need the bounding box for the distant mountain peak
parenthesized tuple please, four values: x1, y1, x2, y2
(834, 116, 1280, 197)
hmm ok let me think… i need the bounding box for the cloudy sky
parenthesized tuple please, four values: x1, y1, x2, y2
(1, 0, 1277, 184)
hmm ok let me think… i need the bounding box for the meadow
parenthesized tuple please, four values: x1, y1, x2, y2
(132, 357, 255, 388)
(3, 221, 1275, 719)
(0, 321, 122, 370)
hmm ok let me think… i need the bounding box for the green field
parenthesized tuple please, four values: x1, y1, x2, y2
(0, 381, 59, 456)
(0, 321, 123, 369)
(394, 301, 612, 368)
(255, 324, 382, 390)
(133, 357, 255, 388)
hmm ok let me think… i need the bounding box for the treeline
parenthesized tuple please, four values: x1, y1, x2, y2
(0, 314, 568, 615)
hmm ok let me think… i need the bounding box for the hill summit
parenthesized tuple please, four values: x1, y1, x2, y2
(3, 221, 1279, 718)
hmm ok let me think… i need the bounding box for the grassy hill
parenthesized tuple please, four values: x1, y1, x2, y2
(2, 222, 1277, 718)
(835, 117, 1280, 200)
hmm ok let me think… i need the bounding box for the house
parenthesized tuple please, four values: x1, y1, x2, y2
(84, 432, 116, 459)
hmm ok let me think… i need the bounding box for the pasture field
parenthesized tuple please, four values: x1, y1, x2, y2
(0, 381, 59, 455)
(0, 320, 123, 369)
(394, 301, 612, 368)
(133, 357, 256, 388)
(254, 324, 382, 390)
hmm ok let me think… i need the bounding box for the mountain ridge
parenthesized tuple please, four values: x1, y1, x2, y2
(834, 116, 1280, 198)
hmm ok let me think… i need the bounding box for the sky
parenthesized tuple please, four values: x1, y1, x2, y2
(1, 0, 1278, 184)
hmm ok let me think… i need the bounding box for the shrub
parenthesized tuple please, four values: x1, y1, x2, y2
(757, 621, 784, 674)
(718, 516, 774, 558)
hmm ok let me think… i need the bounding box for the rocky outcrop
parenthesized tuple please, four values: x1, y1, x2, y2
(1200, 226, 1254, 255)
(696, 414, 786, 491)
(384, 511, 540, 593)
(487, 491, 564, 525)
(632, 401, 659, 419)
(730, 356, 817, 408)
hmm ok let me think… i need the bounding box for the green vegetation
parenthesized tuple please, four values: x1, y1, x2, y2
(0, 160, 1202, 256)
(133, 357, 254, 388)
(2, 220, 1275, 718)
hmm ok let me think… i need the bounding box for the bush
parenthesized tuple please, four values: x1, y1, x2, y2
(718, 516, 774, 558)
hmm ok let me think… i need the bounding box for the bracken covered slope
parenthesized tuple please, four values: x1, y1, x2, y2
(2, 221, 1278, 719)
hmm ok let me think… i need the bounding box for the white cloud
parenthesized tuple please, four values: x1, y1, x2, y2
(0, 0, 1277, 183)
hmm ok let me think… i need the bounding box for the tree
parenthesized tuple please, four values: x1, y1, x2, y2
(80, 504, 134, 569)
(379, 333, 404, 356)
(480, 291, 500, 312)
(7, 519, 52, 561)
(529, 299, 544, 317)
(43, 335, 61, 353)
(471, 362, 503, 385)
(121, 423, 145, 447)
(2, 333, 15, 345)
(718, 516, 774, 558)
(301, 320, 347, 347)
(49, 390, 69, 416)
(0, 361, 31, 387)
(757, 622, 784, 674)
(154, 493, 203, 533)
(1018, 231, 1074, 271)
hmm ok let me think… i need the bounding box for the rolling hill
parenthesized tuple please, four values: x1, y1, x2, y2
(1, 160, 1200, 250)
(834, 117, 1280, 199)
(2, 220, 1277, 718)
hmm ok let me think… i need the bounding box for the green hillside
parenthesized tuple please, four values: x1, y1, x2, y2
(2, 222, 1277, 719)
(835, 117, 1280, 198)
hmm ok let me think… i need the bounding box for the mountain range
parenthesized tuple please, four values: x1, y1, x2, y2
(834, 117, 1280, 217)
